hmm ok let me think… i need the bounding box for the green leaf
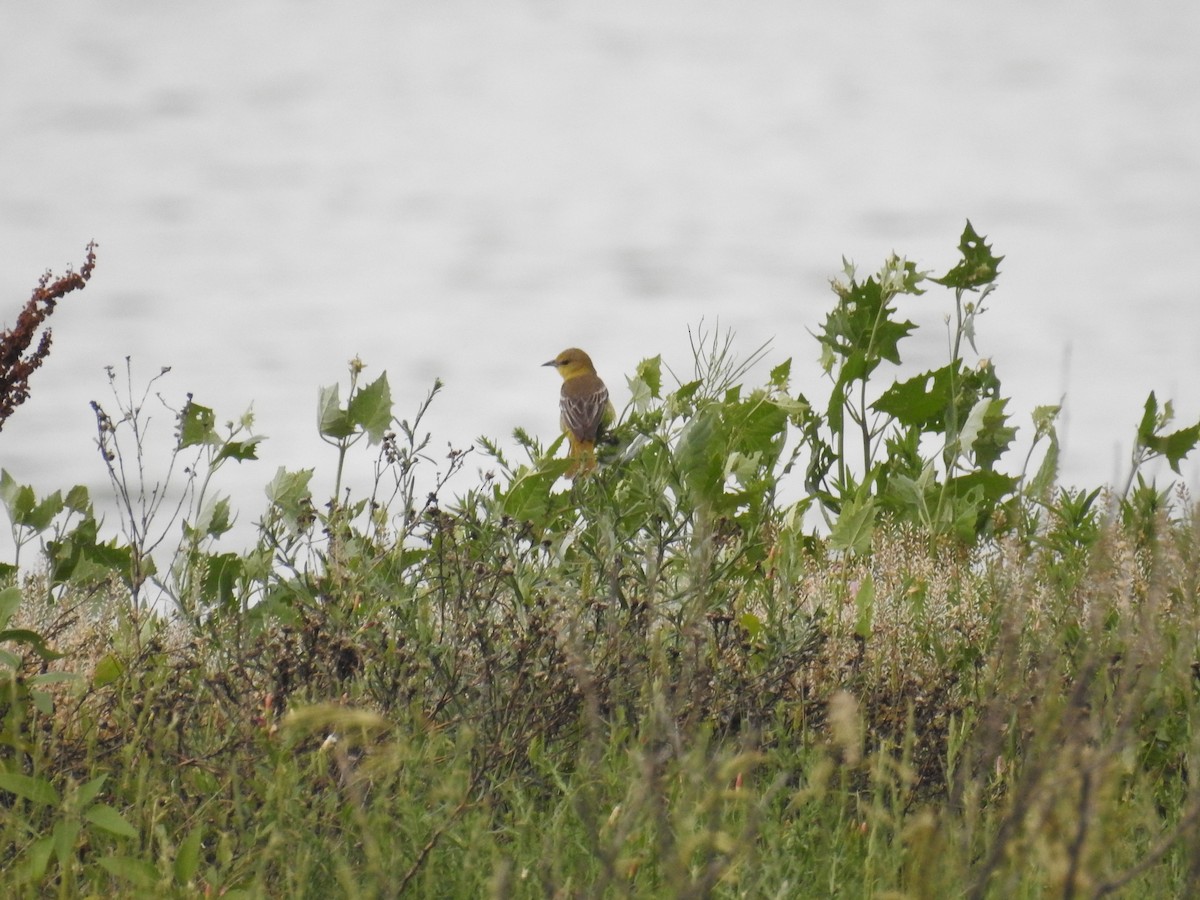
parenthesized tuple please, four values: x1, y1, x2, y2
(64, 484, 91, 512)
(77, 775, 108, 808)
(0, 471, 62, 532)
(873, 366, 955, 430)
(740, 612, 763, 640)
(0, 628, 64, 661)
(0, 772, 60, 806)
(317, 384, 354, 439)
(26, 834, 54, 882)
(25, 491, 64, 532)
(0, 469, 33, 520)
(347, 372, 393, 444)
(195, 495, 234, 538)
(933, 220, 1004, 290)
(265, 467, 315, 532)
(829, 491, 876, 556)
(53, 820, 81, 866)
(769, 358, 792, 389)
(175, 824, 204, 885)
(676, 406, 726, 507)
(854, 572, 875, 640)
(962, 397, 1017, 470)
(0, 585, 20, 629)
(199, 552, 245, 608)
(93, 653, 126, 688)
(178, 400, 217, 448)
(634, 355, 663, 400)
(97, 855, 160, 888)
(1146, 422, 1200, 474)
(214, 437, 263, 464)
(1137, 391, 1161, 445)
(85, 803, 139, 839)
(28, 671, 81, 688)
(817, 257, 921, 379)
(726, 394, 790, 460)
(1134, 392, 1200, 474)
(501, 464, 568, 525)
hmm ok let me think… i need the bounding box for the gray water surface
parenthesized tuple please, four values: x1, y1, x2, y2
(3, 1, 1199, 555)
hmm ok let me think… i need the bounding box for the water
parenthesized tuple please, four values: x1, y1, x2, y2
(3, 1, 1199, 557)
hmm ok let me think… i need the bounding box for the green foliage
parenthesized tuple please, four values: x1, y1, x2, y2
(3, 226, 1200, 896)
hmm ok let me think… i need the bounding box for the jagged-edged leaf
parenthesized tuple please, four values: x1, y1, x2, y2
(829, 491, 875, 556)
(873, 365, 955, 430)
(178, 400, 217, 448)
(933, 220, 1004, 290)
(214, 437, 263, 464)
(347, 372, 393, 444)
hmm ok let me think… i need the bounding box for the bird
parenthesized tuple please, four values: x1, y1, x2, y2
(543, 347, 615, 478)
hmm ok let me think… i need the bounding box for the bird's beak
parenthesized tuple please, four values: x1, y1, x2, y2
(542, 359, 558, 368)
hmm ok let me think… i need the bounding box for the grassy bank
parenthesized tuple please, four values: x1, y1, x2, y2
(4, 225, 1200, 897)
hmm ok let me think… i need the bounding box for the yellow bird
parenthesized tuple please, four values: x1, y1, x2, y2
(543, 347, 615, 477)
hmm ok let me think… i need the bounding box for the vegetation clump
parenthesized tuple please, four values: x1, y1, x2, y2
(3, 225, 1200, 897)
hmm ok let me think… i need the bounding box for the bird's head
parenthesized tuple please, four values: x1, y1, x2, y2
(543, 347, 596, 380)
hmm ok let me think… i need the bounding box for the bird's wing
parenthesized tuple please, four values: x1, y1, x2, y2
(561, 381, 610, 443)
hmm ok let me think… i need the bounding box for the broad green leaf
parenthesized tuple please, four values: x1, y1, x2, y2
(932, 221, 1004, 290)
(854, 572, 875, 640)
(945, 470, 1018, 508)
(1146, 421, 1200, 474)
(1029, 431, 1060, 501)
(676, 406, 725, 507)
(347, 372, 393, 444)
(1134, 392, 1200, 473)
(873, 365, 955, 430)
(64, 484, 91, 512)
(25, 490, 64, 532)
(84, 803, 139, 839)
(769, 358, 792, 389)
(0, 469, 32, 520)
(0, 628, 64, 661)
(175, 824, 204, 885)
(31, 688, 54, 715)
(635, 354, 663, 399)
(177, 400, 217, 448)
(27, 835, 54, 882)
(214, 437, 263, 464)
(265, 467, 315, 532)
(1031, 404, 1061, 442)
(97, 855, 160, 888)
(818, 261, 919, 376)
(28, 671, 82, 687)
(964, 397, 1017, 471)
(740, 612, 763, 640)
(317, 384, 354, 439)
(829, 492, 876, 556)
(0, 772, 60, 806)
(93, 653, 125, 688)
(0, 472, 62, 531)
(0, 585, 20, 628)
(195, 495, 234, 538)
(77, 774, 108, 808)
(501, 463, 568, 525)
(200, 552, 246, 608)
(53, 819, 81, 866)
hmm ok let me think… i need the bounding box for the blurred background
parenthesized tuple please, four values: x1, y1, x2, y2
(3, 0, 1199, 553)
